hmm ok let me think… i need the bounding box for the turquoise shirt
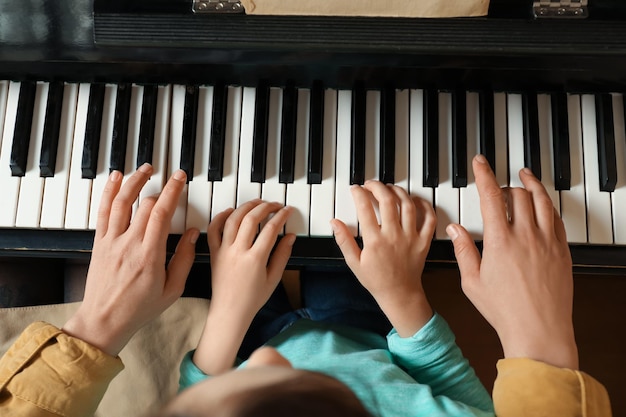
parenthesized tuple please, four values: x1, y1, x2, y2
(180, 313, 495, 417)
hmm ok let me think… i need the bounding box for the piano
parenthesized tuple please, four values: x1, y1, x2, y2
(1, 0, 626, 272)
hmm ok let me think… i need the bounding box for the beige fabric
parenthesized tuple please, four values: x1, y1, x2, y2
(241, 0, 489, 18)
(0, 298, 210, 417)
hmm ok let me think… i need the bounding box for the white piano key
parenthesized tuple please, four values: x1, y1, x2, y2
(168, 85, 188, 234)
(537, 94, 561, 211)
(261, 87, 286, 205)
(493, 92, 509, 186)
(581, 94, 613, 244)
(310, 89, 337, 236)
(88, 84, 117, 230)
(211, 86, 241, 218)
(187, 85, 214, 231)
(334, 90, 358, 236)
(65, 83, 93, 229)
(122, 84, 143, 215)
(460, 92, 483, 239)
(40, 83, 78, 229)
(236, 87, 262, 205)
(507, 93, 525, 188)
(140, 85, 171, 202)
(15, 82, 48, 228)
(560, 94, 587, 243)
(394, 89, 409, 191)
(285, 88, 311, 236)
(408, 89, 434, 204)
(0, 81, 22, 227)
(611, 93, 626, 244)
(435, 92, 460, 240)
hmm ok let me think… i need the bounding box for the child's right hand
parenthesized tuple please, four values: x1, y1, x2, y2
(332, 181, 436, 337)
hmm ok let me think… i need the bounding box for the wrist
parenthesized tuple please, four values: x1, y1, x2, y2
(62, 310, 128, 356)
(376, 290, 433, 337)
(500, 331, 579, 370)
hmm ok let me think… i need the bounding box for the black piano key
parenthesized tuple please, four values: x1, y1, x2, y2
(595, 93, 618, 192)
(423, 89, 439, 187)
(208, 83, 227, 181)
(380, 86, 395, 184)
(109, 83, 132, 173)
(9, 81, 37, 177)
(251, 81, 270, 183)
(350, 83, 366, 185)
(39, 82, 64, 177)
(451, 89, 468, 188)
(81, 83, 105, 179)
(478, 91, 496, 172)
(279, 82, 297, 184)
(180, 85, 199, 182)
(307, 80, 324, 184)
(551, 93, 571, 190)
(137, 85, 158, 167)
(522, 92, 542, 179)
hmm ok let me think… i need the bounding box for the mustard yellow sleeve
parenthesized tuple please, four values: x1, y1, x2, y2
(0, 322, 124, 417)
(493, 358, 612, 417)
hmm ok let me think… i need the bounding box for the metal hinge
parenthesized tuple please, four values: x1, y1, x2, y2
(533, 0, 588, 18)
(192, 0, 244, 13)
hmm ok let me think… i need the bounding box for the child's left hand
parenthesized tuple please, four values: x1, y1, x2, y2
(332, 181, 436, 337)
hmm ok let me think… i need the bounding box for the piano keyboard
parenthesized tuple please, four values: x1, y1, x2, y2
(1, 79, 625, 245)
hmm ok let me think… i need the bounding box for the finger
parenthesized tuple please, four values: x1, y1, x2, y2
(164, 228, 199, 300)
(95, 171, 123, 240)
(507, 187, 535, 229)
(473, 155, 509, 237)
(520, 168, 555, 233)
(414, 197, 437, 237)
(253, 206, 293, 256)
(266, 234, 296, 283)
(221, 199, 263, 245)
(127, 195, 158, 237)
(207, 208, 234, 251)
(390, 185, 416, 233)
(236, 202, 284, 248)
(331, 218, 361, 271)
(364, 181, 401, 232)
(143, 170, 187, 247)
(350, 185, 379, 237)
(107, 163, 153, 236)
(554, 207, 568, 244)
(446, 224, 481, 292)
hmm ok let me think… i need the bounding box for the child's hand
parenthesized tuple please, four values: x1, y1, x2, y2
(332, 181, 436, 337)
(207, 200, 295, 323)
(63, 166, 198, 356)
(193, 200, 295, 375)
(448, 155, 578, 369)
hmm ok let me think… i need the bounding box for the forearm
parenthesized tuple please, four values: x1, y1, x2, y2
(376, 290, 433, 337)
(493, 358, 612, 417)
(192, 306, 253, 375)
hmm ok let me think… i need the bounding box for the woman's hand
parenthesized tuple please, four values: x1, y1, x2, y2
(448, 155, 578, 369)
(332, 181, 437, 337)
(63, 165, 198, 356)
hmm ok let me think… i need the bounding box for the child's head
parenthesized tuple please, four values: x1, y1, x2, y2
(153, 347, 372, 417)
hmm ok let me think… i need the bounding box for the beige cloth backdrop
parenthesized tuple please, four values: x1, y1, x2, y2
(0, 298, 211, 417)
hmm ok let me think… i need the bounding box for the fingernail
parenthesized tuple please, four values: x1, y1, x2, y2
(522, 167, 533, 176)
(475, 154, 487, 165)
(285, 234, 296, 246)
(189, 229, 200, 244)
(446, 224, 459, 241)
(109, 170, 122, 182)
(173, 170, 186, 181)
(330, 220, 339, 233)
(139, 162, 153, 173)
